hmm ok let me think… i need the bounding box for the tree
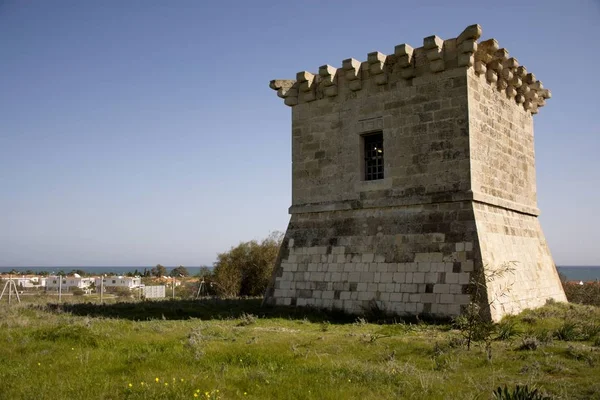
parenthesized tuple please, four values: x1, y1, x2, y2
(196, 266, 213, 278)
(170, 266, 189, 277)
(150, 264, 167, 277)
(213, 232, 283, 297)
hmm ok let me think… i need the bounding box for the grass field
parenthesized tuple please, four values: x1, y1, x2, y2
(0, 297, 599, 399)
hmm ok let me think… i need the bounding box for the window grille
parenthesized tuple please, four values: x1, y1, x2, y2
(364, 132, 384, 181)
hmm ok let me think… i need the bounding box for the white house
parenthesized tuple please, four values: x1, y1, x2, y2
(1, 275, 46, 289)
(94, 276, 141, 291)
(46, 276, 93, 291)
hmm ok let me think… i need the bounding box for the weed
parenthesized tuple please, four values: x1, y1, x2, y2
(496, 319, 521, 341)
(237, 312, 257, 327)
(456, 262, 516, 350)
(519, 361, 540, 374)
(581, 322, 600, 340)
(447, 336, 466, 348)
(492, 384, 551, 400)
(521, 315, 537, 325)
(534, 329, 553, 345)
(517, 336, 540, 351)
(554, 322, 579, 341)
(33, 324, 99, 347)
(565, 345, 596, 366)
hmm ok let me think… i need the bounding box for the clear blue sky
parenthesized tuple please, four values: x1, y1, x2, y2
(1, 1, 598, 267)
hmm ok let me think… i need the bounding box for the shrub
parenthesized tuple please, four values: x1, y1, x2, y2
(71, 288, 85, 296)
(175, 282, 197, 299)
(563, 281, 600, 306)
(213, 232, 283, 297)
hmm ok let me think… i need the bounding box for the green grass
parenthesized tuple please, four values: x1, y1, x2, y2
(0, 297, 599, 399)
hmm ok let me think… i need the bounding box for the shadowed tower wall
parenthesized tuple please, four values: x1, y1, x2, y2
(265, 24, 566, 321)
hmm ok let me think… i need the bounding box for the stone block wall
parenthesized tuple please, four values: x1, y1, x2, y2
(271, 203, 479, 317)
(467, 68, 538, 215)
(266, 24, 566, 321)
(290, 67, 471, 212)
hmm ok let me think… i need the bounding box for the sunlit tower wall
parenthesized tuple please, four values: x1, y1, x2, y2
(265, 24, 566, 321)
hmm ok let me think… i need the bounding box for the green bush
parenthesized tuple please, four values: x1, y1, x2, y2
(213, 232, 282, 297)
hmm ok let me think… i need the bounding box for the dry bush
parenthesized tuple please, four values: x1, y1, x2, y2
(563, 281, 600, 307)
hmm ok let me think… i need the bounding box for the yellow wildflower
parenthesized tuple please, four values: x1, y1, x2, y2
(128, 383, 132, 388)
(155, 378, 159, 383)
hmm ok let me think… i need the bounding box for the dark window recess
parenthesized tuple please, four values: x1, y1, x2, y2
(364, 132, 384, 181)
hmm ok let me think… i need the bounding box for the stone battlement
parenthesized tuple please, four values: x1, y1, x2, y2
(270, 24, 551, 114)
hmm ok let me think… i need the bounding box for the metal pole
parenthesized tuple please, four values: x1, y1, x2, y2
(100, 277, 104, 303)
(172, 277, 175, 300)
(59, 276, 62, 302)
(8, 274, 11, 304)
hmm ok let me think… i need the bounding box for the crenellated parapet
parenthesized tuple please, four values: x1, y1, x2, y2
(269, 24, 550, 114)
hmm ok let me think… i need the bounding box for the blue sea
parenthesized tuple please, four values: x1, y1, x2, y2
(0, 265, 598, 281)
(556, 266, 600, 282)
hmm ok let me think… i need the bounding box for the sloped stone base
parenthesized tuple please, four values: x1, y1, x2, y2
(264, 201, 566, 321)
(473, 202, 566, 321)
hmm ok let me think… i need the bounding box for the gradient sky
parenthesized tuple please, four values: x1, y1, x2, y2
(1, 1, 599, 267)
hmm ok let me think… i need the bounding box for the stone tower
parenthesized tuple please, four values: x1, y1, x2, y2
(265, 24, 566, 321)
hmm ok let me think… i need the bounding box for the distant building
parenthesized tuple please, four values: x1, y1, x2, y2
(95, 276, 141, 291)
(1, 275, 46, 289)
(46, 276, 93, 291)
